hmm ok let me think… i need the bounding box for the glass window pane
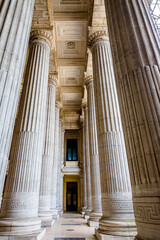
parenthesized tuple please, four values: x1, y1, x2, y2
(68, 148, 71, 160)
(73, 148, 77, 160)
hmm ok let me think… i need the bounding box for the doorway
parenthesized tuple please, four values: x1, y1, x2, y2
(66, 182, 78, 212)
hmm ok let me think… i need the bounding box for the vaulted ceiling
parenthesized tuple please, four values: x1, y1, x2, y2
(31, 0, 107, 129)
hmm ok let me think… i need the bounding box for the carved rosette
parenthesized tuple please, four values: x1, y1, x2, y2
(48, 74, 57, 87)
(84, 75, 93, 89)
(88, 31, 109, 49)
(30, 30, 54, 50)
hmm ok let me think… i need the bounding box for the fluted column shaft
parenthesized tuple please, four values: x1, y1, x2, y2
(89, 33, 135, 237)
(82, 102, 92, 214)
(60, 129, 65, 211)
(0, 0, 35, 205)
(104, 1, 160, 239)
(85, 76, 102, 221)
(0, 30, 53, 233)
(81, 116, 87, 211)
(50, 104, 60, 216)
(56, 120, 63, 211)
(39, 75, 57, 214)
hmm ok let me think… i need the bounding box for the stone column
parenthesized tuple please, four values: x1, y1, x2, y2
(38, 74, 57, 227)
(82, 100, 92, 218)
(85, 76, 102, 227)
(60, 128, 65, 212)
(50, 102, 61, 218)
(0, 0, 35, 206)
(88, 32, 136, 239)
(79, 117, 84, 212)
(56, 119, 63, 213)
(80, 115, 87, 214)
(0, 30, 53, 237)
(103, 1, 160, 239)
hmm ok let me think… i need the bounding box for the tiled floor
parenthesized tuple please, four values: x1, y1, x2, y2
(42, 213, 96, 240)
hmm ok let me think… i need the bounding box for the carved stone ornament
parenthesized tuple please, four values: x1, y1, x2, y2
(84, 75, 93, 88)
(30, 30, 54, 49)
(48, 74, 57, 86)
(88, 30, 109, 48)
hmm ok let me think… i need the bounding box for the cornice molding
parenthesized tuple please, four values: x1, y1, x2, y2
(88, 30, 109, 48)
(30, 30, 54, 49)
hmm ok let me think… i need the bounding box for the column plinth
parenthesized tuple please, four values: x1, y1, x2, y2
(0, 30, 53, 238)
(104, 1, 160, 239)
(82, 100, 92, 218)
(88, 31, 136, 239)
(85, 76, 102, 227)
(0, 0, 35, 206)
(38, 75, 57, 227)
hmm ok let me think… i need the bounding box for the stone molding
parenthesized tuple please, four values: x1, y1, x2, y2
(84, 75, 93, 88)
(88, 30, 109, 48)
(30, 30, 54, 49)
(48, 74, 57, 86)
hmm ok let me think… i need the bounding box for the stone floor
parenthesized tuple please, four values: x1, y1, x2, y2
(42, 213, 96, 240)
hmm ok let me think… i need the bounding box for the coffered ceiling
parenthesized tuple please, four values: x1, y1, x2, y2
(32, 0, 107, 129)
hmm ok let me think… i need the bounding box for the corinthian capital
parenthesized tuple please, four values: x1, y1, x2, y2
(88, 30, 109, 49)
(48, 74, 57, 86)
(84, 75, 93, 89)
(30, 30, 54, 49)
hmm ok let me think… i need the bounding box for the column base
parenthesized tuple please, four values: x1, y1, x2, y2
(97, 219, 137, 239)
(95, 229, 135, 240)
(0, 218, 41, 233)
(38, 212, 55, 227)
(88, 212, 102, 228)
(88, 219, 99, 228)
(83, 209, 91, 219)
(81, 211, 86, 216)
(84, 214, 90, 220)
(51, 209, 59, 219)
(0, 228, 46, 240)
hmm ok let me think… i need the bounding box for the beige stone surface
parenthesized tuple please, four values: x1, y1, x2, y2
(42, 213, 96, 240)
